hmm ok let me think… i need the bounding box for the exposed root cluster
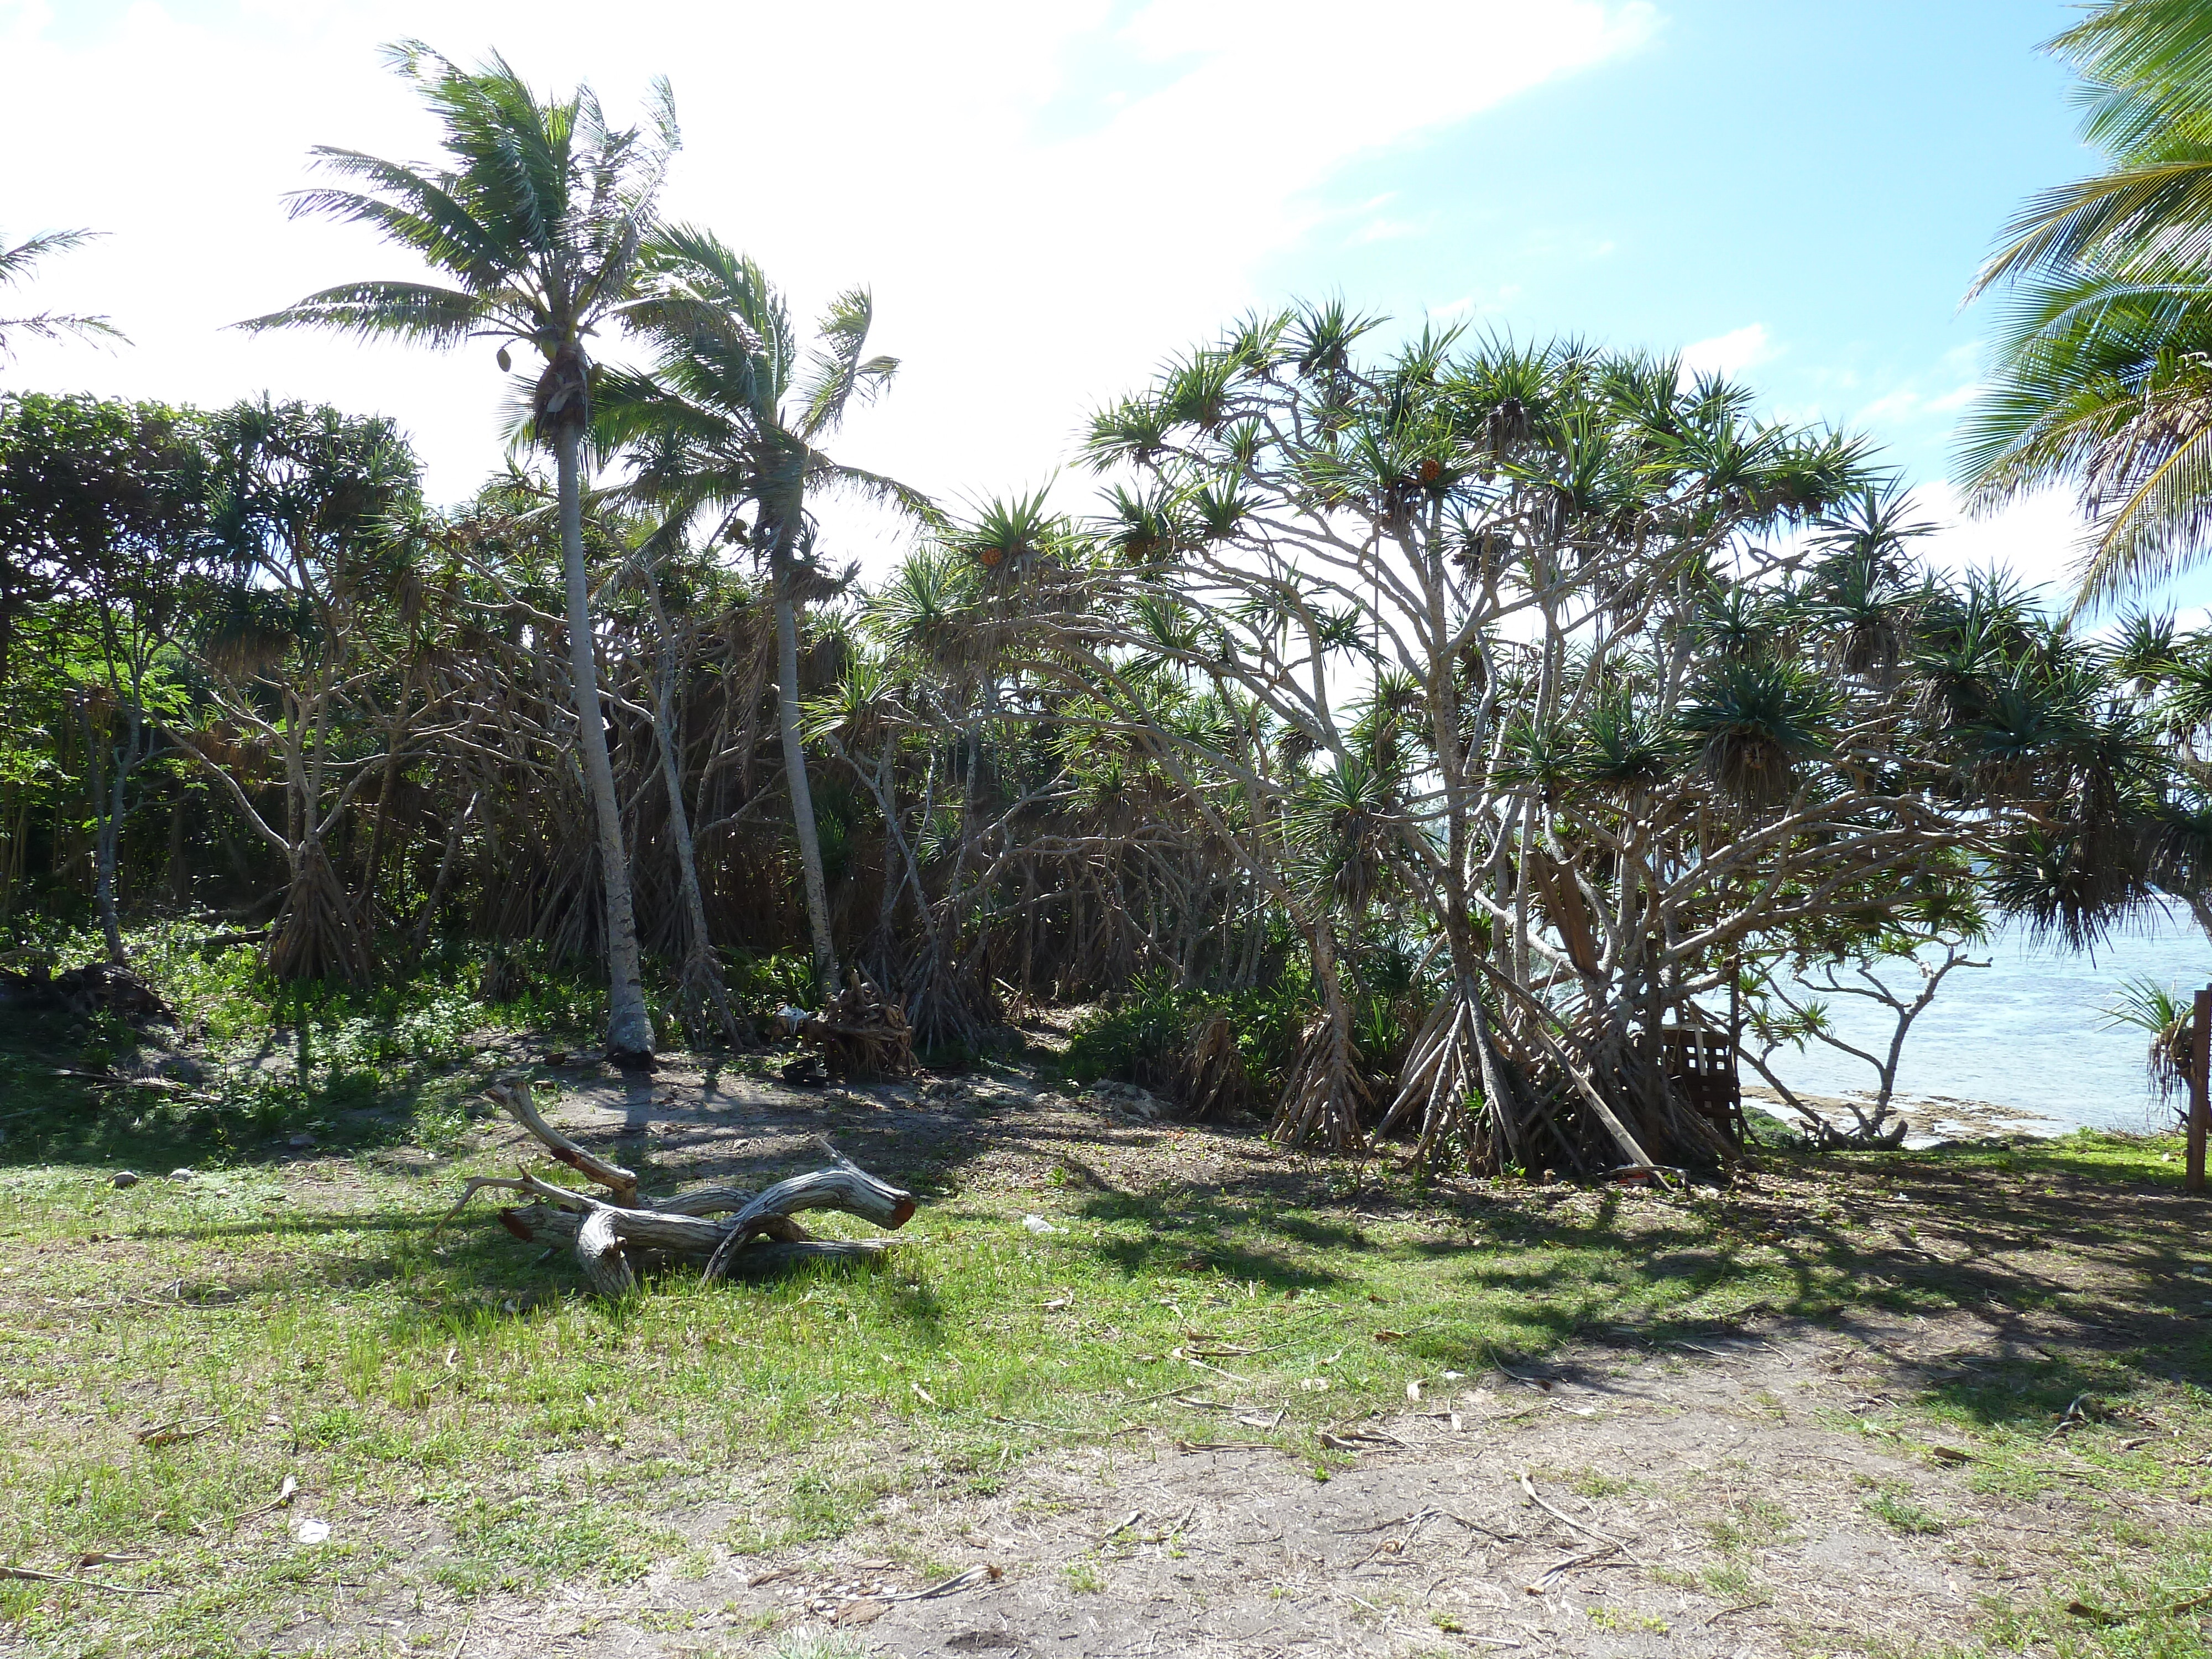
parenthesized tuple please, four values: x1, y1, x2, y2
(805, 973, 917, 1078)
(1269, 1009, 1375, 1154)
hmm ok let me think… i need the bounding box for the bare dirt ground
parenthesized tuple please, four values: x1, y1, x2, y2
(356, 1310, 2172, 1659)
(263, 1052, 2204, 1659)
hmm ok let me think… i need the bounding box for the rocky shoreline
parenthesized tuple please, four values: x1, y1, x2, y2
(1743, 1083, 2070, 1147)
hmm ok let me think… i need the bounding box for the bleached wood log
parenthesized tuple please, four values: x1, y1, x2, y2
(471, 1136, 917, 1296)
(716, 1238, 898, 1277)
(575, 1208, 637, 1298)
(652, 1185, 756, 1217)
(502, 1202, 878, 1271)
(486, 1075, 638, 1203)
(505, 1173, 734, 1254)
(737, 1166, 915, 1234)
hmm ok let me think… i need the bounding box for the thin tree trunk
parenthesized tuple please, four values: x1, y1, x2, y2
(556, 428, 654, 1060)
(1, 786, 17, 927)
(775, 582, 839, 995)
(166, 782, 189, 907)
(646, 575, 742, 1046)
(78, 698, 126, 964)
(410, 787, 477, 957)
(357, 672, 414, 940)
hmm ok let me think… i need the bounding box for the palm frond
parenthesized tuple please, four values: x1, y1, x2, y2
(236, 279, 492, 346)
(796, 288, 896, 440)
(806, 454, 941, 527)
(0, 309, 126, 360)
(249, 43, 679, 367)
(0, 227, 102, 286)
(0, 228, 126, 359)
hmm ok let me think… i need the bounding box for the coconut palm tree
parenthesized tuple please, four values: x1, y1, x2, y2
(238, 41, 676, 1060)
(0, 229, 124, 364)
(1962, 0, 2212, 609)
(601, 226, 936, 995)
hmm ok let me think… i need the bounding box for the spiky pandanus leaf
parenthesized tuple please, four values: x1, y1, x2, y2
(1985, 821, 2157, 951)
(1081, 397, 1172, 473)
(2098, 973, 2198, 1107)
(1101, 481, 1188, 565)
(1287, 296, 1383, 382)
(1285, 755, 1395, 916)
(1574, 691, 1679, 804)
(1678, 657, 1840, 809)
(1159, 350, 1240, 434)
(2109, 606, 2185, 686)
(1963, 665, 2095, 797)
(1496, 714, 1577, 806)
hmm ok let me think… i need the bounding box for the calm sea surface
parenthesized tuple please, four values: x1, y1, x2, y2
(1759, 908, 2210, 1135)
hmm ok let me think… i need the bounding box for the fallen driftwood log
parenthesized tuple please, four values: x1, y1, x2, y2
(439, 1076, 917, 1296)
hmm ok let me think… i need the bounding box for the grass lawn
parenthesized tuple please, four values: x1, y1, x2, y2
(3, 943, 2211, 1655)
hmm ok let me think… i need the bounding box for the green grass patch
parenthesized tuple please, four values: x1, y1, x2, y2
(6, 933, 2212, 1655)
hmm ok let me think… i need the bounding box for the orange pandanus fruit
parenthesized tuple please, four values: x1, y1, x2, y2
(980, 546, 1007, 568)
(1420, 457, 1442, 483)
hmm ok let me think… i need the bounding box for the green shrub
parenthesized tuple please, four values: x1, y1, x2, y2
(1062, 974, 1194, 1093)
(1062, 971, 1315, 1109)
(720, 948, 818, 1014)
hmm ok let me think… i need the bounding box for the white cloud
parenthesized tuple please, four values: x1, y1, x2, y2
(0, 0, 1658, 567)
(1911, 481, 2087, 602)
(1854, 388, 1919, 425)
(1907, 482, 2212, 627)
(1679, 322, 1777, 381)
(1848, 373, 1980, 430)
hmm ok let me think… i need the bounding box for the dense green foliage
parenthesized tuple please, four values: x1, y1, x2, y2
(9, 23, 2212, 1180)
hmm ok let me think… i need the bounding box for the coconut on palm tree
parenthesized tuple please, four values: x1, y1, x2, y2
(238, 41, 675, 1060)
(601, 226, 936, 997)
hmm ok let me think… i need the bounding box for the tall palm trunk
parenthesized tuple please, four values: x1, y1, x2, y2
(555, 428, 654, 1059)
(774, 572, 839, 994)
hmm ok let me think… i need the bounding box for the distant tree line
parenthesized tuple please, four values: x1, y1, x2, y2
(8, 30, 2212, 1175)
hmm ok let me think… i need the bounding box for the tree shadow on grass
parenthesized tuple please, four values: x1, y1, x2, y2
(43, 1029, 2212, 1431)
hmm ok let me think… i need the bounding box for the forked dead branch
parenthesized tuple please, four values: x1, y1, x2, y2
(436, 1075, 919, 1296)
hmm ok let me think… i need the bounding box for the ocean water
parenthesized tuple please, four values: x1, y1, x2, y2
(1757, 908, 2211, 1136)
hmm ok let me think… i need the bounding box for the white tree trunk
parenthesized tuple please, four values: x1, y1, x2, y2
(646, 581, 742, 1045)
(556, 429, 654, 1059)
(775, 587, 839, 994)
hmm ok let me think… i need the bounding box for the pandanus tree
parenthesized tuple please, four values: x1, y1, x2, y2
(1028, 308, 2212, 1169)
(599, 227, 935, 997)
(0, 234, 127, 689)
(1963, 0, 2212, 609)
(176, 400, 424, 983)
(239, 41, 672, 1058)
(0, 394, 206, 961)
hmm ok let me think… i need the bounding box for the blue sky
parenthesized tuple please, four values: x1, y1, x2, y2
(0, 1, 2128, 596)
(1290, 1, 2083, 494)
